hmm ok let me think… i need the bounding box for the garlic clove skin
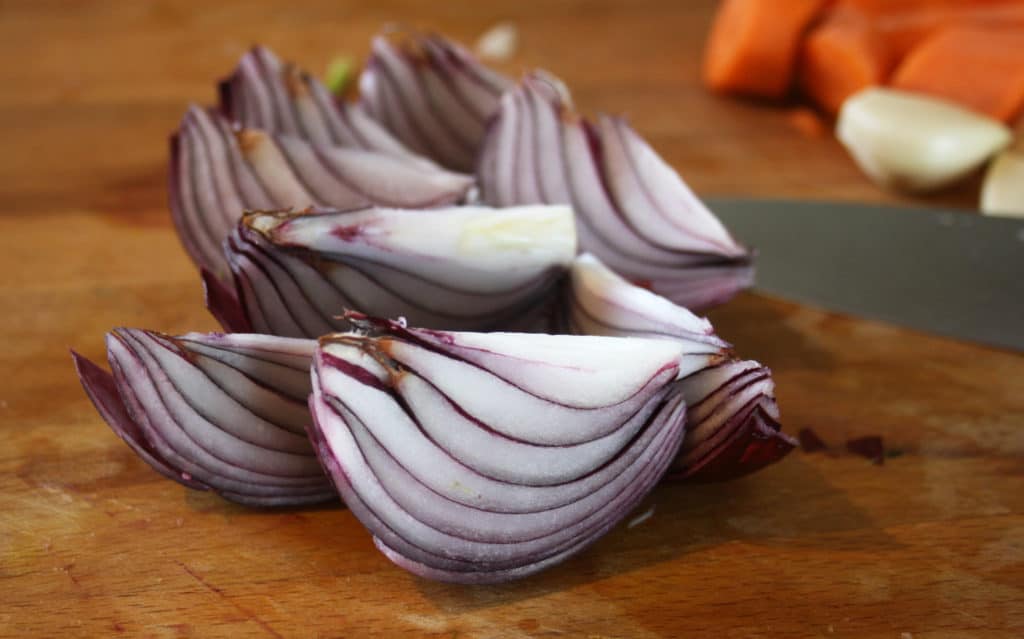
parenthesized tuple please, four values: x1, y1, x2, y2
(475, 22, 518, 61)
(837, 88, 1012, 193)
(981, 149, 1024, 218)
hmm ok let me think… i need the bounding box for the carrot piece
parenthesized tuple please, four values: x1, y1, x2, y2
(703, 0, 831, 98)
(891, 25, 1024, 122)
(786, 106, 829, 137)
(840, 0, 1024, 58)
(797, 14, 894, 116)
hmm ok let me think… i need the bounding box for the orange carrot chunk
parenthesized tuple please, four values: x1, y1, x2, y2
(798, 15, 894, 116)
(891, 25, 1024, 122)
(842, 0, 1024, 59)
(703, 0, 830, 98)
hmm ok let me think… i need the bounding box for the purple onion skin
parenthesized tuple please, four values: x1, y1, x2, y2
(202, 267, 252, 333)
(73, 329, 335, 507)
(73, 350, 210, 492)
(666, 404, 796, 482)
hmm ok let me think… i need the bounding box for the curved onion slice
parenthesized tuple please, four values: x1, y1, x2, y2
(308, 319, 690, 583)
(72, 330, 334, 506)
(358, 32, 512, 172)
(169, 107, 473, 277)
(562, 254, 795, 481)
(214, 205, 576, 337)
(477, 74, 754, 311)
(219, 46, 439, 171)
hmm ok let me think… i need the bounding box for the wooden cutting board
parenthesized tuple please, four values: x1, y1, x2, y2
(2, 1, 1021, 637)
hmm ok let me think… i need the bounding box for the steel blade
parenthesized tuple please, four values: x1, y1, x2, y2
(708, 198, 1024, 352)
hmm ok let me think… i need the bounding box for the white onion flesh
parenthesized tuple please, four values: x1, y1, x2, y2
(212, 205, 577, 337)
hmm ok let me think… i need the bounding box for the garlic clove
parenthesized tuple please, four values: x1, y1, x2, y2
(837, 88, 1012, 193)
(981, 149, 1024, 218)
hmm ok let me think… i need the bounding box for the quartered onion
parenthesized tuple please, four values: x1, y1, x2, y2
(358, 32, 513, 172)
(72, 330, 334, 506)
(308, 318, 693, 583)
(562, 254, 795, 481)
(212, 204, 576, 337)
(169, 107, 473, 277)
(219, 45, 438, 171)
(477, 74, 754, 311)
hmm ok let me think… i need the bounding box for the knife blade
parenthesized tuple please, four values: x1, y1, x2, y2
(707, 198, 1024, 352)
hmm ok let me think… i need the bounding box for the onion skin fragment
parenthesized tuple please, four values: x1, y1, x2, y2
(168, 106, 473, 279)
(562, 254, 795, 482)
(477, 74, 754, 311)
(217, 205, 577, 338)
(308, 318, 690, 583)
(73, 329, 335, 507)
(358, 32, 513, 172)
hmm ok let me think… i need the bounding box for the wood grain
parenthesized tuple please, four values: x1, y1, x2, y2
(1, 1, 1021, 637)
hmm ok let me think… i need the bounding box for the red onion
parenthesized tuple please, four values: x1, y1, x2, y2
(212, 205, 576, 338)
(358, 33, 512, 172)
(72, 330, 334, 506)
(71, 31, 800, 584)
(308, 317, 692, 583)
(170, 107, 473, 278)
(219, 46, 439, 171)
(563, 254, 795, 481)
(477, 74, 754, 311)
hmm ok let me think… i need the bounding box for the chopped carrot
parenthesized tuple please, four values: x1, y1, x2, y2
(797, 14, 894, 116)
(786, 106, 829, 137)
(891, 25, 1024, 122)
(703, 0, 830, 98)
(839, 0, 1024, 58)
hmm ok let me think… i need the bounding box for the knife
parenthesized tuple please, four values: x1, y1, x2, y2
(707, 198, 1024, 352)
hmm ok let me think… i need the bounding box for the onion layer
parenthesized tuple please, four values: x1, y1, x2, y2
(358, 33, 513, 172)
(72, 330, 334, 506)
(214, 205, 577, 337)
(562, 254, 795, 481)
(169, 107, 473, 278)
(308, 318, 690, 583)
(477, 74, 754, 311)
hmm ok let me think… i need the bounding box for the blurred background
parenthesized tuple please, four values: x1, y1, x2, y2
(6, 0, 1003, 238)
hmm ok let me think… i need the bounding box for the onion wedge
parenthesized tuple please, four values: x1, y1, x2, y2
(477, 74, 753, 311)
(563, 254, 795, 481)
(358, 32, 513, 172)
(169, 108, 473, 278)
(214, 205, 576, 337)
(72, 330, 334, 506)
(219, 45, 439, 171)
(308, 318, 691, 583)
